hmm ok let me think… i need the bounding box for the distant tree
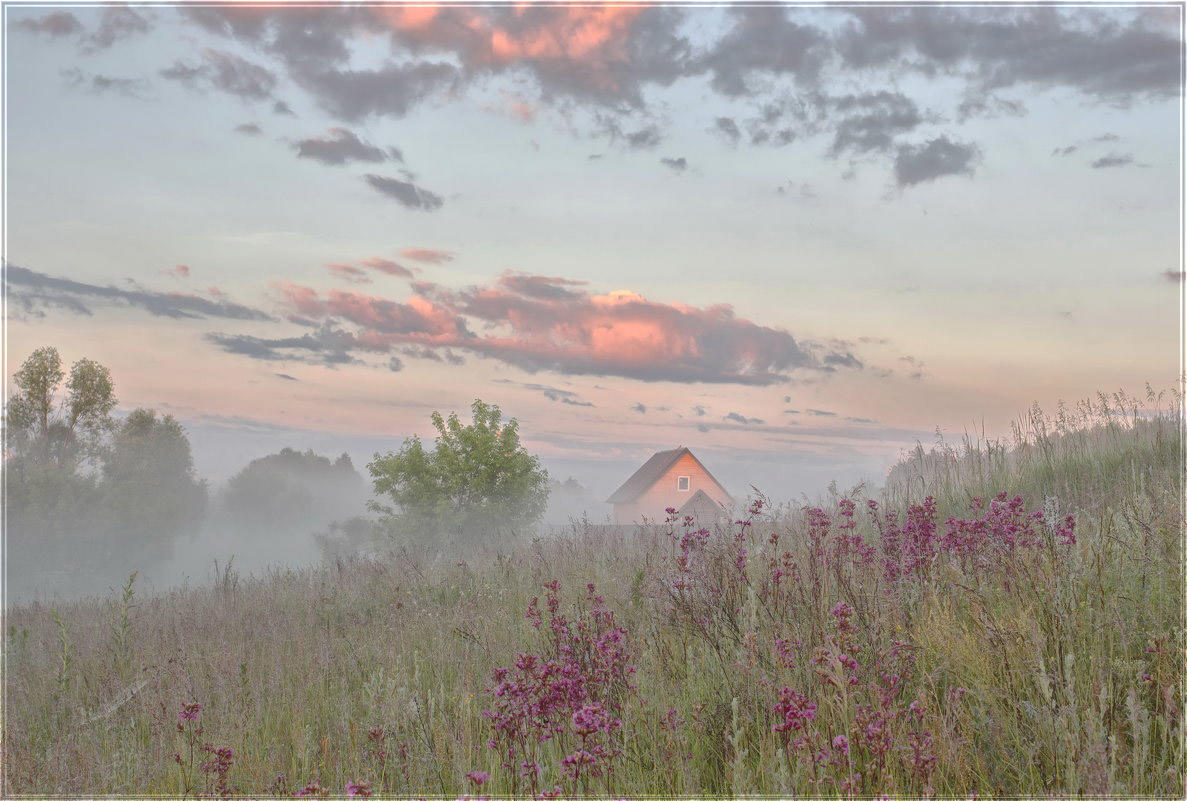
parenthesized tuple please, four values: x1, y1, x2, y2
(6, 346, 116, 467)
(103, 409, 207, 550)
(368, 399, 549, 542)
(5, 347, 212, 597)
(222, 447, 366, 529)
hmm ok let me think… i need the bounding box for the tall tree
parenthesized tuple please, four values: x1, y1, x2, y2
(368, 399, 549, 542)
(5, 346, 115, 468)
(103, 409, 207, 549)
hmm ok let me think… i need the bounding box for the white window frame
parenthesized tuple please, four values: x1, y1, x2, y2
(677, 475, 690, 491)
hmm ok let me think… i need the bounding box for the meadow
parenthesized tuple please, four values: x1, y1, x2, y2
(4, 390, 1184, 798)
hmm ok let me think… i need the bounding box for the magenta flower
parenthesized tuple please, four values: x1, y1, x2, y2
(345, 780, 372, 798)
(179, 701, 203, 722)
(465, 770, 490, 786)
(771, 686, 817, 734)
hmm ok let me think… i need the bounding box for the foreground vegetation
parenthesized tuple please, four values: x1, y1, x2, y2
(5, 390, 1184, 797)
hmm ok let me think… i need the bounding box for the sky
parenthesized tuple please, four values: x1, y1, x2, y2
(3, 2, 1183, 502)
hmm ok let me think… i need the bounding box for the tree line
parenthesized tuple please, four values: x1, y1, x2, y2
(6, 345, 553, 595)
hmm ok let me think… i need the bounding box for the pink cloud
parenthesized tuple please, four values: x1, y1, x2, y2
(236, 272, 861, 385)
(361, 257, 415, 279)
(327, 263, 372, 284)
(400, 247, 455, 265)
(369, 6, 643, 85)
(275, 283, 461, 342)
(169, 264, 191, 279)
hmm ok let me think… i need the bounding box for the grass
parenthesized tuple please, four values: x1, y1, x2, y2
(3, 390, 1184, 798)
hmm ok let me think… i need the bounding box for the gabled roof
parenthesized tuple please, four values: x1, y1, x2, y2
(605, 447, 733, 505)
(679, 489, 724, 515)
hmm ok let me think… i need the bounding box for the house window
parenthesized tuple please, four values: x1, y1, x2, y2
(677, 476, 690, 491)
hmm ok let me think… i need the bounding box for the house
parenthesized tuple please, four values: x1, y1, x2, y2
(606, 446, 734, 525)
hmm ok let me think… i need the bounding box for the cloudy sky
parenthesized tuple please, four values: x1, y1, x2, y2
(4, 3, 1182, 498)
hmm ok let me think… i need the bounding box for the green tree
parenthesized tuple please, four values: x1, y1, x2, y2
(5, 346, 116, 468)
(368, 399, 549, 542)
(103, 409, 207, 552)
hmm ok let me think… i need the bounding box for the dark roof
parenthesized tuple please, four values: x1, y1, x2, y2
(606, 447, 688, 504)
(606, 447, 733, 505)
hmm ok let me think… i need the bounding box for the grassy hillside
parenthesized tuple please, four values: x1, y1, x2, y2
(5, 392, 1183, 797)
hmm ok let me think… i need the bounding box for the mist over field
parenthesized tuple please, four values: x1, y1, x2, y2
(7, 398, 894, 606)
(3, 2, 1184, 797)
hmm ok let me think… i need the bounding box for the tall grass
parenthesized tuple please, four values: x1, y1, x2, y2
(4, 392, 1183, 797)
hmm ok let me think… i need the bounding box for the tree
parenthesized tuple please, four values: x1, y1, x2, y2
(221, 447, 366, 529)
(5, 347, 117, 577)
(103, 409, 207, 550)
(5, 348, 206, 598)
(5, 346, 116, 468)
(368, 399, 549, 542)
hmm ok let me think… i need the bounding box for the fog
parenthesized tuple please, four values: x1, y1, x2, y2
(5, 443, 375, 605)
(5, 402, 884, 607)
(4, 433, 627, 606)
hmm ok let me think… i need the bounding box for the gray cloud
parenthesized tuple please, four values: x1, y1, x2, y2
(828, 91, 922, 155)
(184, 5, 691, 112)
(205, 325, 363, 366)
(595, 113, 665, 150)
(494, 379, 595, 407)
(631, 402, 647, 414)
(698, 7, 829, 96)
(84, 6, 151, 52)
(62, 68, 147, 99)
(898, 355, 929, 380)
(161, 49, 277, 101)
(363, 174, 445, 211)
(724, 411, 765, 425)
(627, 126, 662, 149)
(660, 156, 689, 172)
(1053, 132, 1123, 157)
(806, 408, 836, 417)
(14, 11, 83, 37)
(893, 136, 980, 187)
(776, 180, 818, 201)
(168, 5, 1176, 186)
(713, 116, 742, 145)
(295, 128, 393, 166)
(835, 7, 1179, 103)
(7, 264, 272, 322)
(275, 373, 299, 381)
(295, 62, 459, 121)
(497, 273, 586, 300)
(387, 356, 405, 372)
(234, 123, 262, 136)
(955, 92, 1026, 122)
(400, 346, 465, 365)
(1091, 152, 1135, 169)
(823, 351, 863, 369)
